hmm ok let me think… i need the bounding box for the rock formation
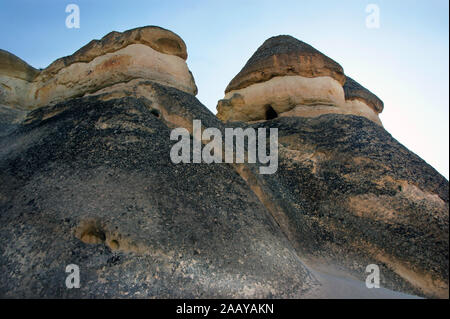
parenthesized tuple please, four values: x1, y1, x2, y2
(0, 26, 197, 111)
(246, 115, 448, 298)
(0, 27, 448, 298)
(217, 35, 448, 298)
(217, 35, 383, 125)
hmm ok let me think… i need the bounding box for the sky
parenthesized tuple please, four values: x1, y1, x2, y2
(0, 0, 448, 178)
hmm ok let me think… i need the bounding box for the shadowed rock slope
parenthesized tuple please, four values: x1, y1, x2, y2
(245, 115, 448, 298)
(217, 35, 448, 298)
(0, 83, 321, 298)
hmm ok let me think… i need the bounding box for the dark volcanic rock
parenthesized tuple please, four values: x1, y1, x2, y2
(247, 115, 448, 298)
(0, 83, 317, 298)
(0, 80, 426, 299)
(1, 26, 447, 299)
(0, 105, 27, 137)
(215, 33, 447, 298)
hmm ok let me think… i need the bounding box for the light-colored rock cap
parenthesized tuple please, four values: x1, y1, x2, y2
(225, 35, 346, 93)
(343, 76, 384, 113)
(217, 35, 384, 125)
(40, 26, 189, 81)
(0, 50, 40, 109)
(0, 50, 39, 81)
(0, 26, 197, 110)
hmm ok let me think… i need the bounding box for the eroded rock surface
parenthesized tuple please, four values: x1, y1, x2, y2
(217, 36, 383, 125)
(215, 34, 448, 298)
(245, 115, 448, 298)
(0, 26, 197, 111)
(225, 35, 346, 92)
(0, 84, 319, 298)
(0, 27, 448, 299)
(343, 76, 384, 113)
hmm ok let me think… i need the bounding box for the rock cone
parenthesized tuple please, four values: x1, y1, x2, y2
(217, 36, 383, 125)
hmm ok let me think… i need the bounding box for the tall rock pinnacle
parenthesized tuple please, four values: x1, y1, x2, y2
(217, 35, 383, 125)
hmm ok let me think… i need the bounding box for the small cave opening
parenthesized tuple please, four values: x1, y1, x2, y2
(264, 105, 278, 120)
(150, 108, 161, 118)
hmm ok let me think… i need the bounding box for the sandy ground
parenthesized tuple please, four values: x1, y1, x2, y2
(307, 268, 420, 299)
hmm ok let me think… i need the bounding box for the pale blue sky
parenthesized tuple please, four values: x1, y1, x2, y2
(1, 0, 448, 178)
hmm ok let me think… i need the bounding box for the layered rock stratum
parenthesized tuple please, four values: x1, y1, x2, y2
(0, 27, 448, 298)
(0, 26, 197, 111)
(217, 35, 383, 125)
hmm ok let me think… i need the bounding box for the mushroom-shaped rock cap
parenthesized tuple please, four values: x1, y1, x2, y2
(41, 26, 188, 79)
(225, 35, 346, 93)
(1, 26, 197, 110)
(344, 76, 384, 113)
(0, 49, 39, 81)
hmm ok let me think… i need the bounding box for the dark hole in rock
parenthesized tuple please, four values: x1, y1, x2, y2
(150, 109, 160, 118)
(265, 105, 278, 120)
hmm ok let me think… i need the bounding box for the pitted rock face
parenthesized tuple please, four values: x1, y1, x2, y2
(0, 83, 322, 298)
(217, 35, 383, 125)
(249, 115, 448, 298)
(0, 26, 197, 111)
